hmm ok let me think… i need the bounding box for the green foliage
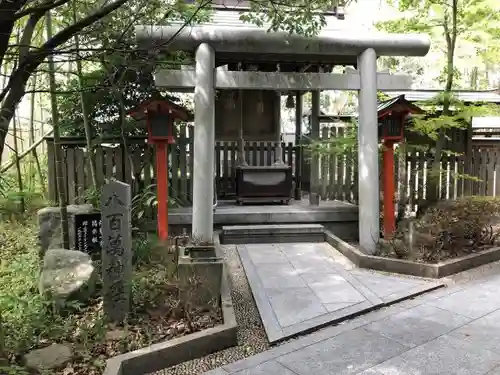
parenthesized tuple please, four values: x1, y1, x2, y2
(57, 61, 179, 137)
(0, 218, 208, 374)
(0, 220, 56, 358)
(131, 184, 179, 227)
(239, 0, 353, 36)
(378, 0, 500, 36)
(377, 91, 390, 102)
(0, 165, 47, 218)
(409, 93, 500, 141)
(82, 185, 101, 208)
(0, 364, 29, 375)
(377, 0, 500, 91)
(132, 232, 159, 266)
(57, 0, 356, 138)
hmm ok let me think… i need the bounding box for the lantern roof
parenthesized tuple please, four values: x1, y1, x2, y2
(128, 94, 193, 122)
(377, 95, 424, 119)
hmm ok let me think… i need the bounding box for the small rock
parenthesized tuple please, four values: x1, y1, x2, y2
(105, 329, 127, 341)
(24, 343, 73, 370)
(39, 249, 96, 301)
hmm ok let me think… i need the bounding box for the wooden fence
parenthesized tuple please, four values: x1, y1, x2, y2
(45, 125, 297, 205)
(46, 125, 500, 214)
(312, 127, 500, 212)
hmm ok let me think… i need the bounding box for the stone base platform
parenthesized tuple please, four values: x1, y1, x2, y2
(221, 224, 325, 244)
(143, 199, 359, 241)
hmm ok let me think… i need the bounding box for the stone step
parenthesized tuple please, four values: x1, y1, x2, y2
(220, 224, 325, 244)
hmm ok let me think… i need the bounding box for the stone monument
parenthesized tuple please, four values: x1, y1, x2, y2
(101, 179, 132, 322)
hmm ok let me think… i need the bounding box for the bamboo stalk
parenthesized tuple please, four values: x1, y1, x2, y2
(46, 11, 70, 249)
(73, 0, 98, 188)
(0, 129, 54, 173)
(12, 113, 25, 212)
(29, 74, 47, 196)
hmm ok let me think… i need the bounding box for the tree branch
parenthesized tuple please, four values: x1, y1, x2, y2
(0, 0, 132, 160)
(0, 0, 130, 104)
(14, 0, 72, 20)
(18, 12, 44, 63)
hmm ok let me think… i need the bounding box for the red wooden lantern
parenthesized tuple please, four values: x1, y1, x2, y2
(377, 96, 424, 239)
(128, 97, 192, 241)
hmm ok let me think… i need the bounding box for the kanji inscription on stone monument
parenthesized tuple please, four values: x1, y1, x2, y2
(101, 179, 132, 322)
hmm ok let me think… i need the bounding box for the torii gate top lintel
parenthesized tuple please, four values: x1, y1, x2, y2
(135, 25, 431, 63)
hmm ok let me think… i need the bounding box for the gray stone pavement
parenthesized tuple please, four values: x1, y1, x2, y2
(204, 272, 500, 375)
(237, 242, 442, 343)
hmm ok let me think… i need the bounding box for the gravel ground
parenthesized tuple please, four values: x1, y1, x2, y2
(151, 243, 270, 375)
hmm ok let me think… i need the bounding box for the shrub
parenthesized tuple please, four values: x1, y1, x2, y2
(379, 196, 500, 262)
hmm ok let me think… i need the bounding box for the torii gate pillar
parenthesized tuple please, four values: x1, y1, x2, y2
(192, 43, 215, 243)
(357, 48, 379, 254)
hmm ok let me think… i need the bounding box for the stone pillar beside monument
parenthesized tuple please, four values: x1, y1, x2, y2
(101, 179, 133, 323)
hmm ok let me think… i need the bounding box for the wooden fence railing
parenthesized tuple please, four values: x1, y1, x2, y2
(45, 125, 500, 215)
(312, 128, 500, 211)
(45, 125, 298, 206)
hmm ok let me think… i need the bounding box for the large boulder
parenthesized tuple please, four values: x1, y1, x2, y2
(24, 343, 73, 371)
(39, 249, 96, 302)
(38, 204, 94, 258)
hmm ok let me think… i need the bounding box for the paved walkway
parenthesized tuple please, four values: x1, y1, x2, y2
(205, 272, 500, 375)
(237, 242, 442, 343)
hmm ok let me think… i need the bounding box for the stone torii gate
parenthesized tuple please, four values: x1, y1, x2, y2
(135, 25, 431, 253)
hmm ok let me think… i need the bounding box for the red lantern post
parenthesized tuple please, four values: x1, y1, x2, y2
(128, 98, 191, 241)
(378, 96, 424, 239)
(383, 139, 396, 237)
(378, 111, 405, 239)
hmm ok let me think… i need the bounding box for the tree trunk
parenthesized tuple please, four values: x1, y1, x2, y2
(73, 0, 98, 188)
(12, 113, 25, 213)
(46, 11, 70, 249)
(29, 74, 47, 196)
(426, 5, 457, 204)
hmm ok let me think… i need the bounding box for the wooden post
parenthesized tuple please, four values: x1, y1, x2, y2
(294, 92, 302, 200)
(156, 141, 169, 240)
(383, 140, 396, 238)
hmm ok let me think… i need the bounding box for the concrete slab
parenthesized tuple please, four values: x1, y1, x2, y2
(487, 366, 500, 375)
(233, 360, 296, 375)
(364, 304, 472, 348)
(359, 335, 500, 375)
(205, 272, 500, 375)
(449, 309, 500, 354)
(267, 287, 327, 327)
(427, 285, 500, 319)
(237, 242, 442, 343)
(276, 327, 408, 375)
